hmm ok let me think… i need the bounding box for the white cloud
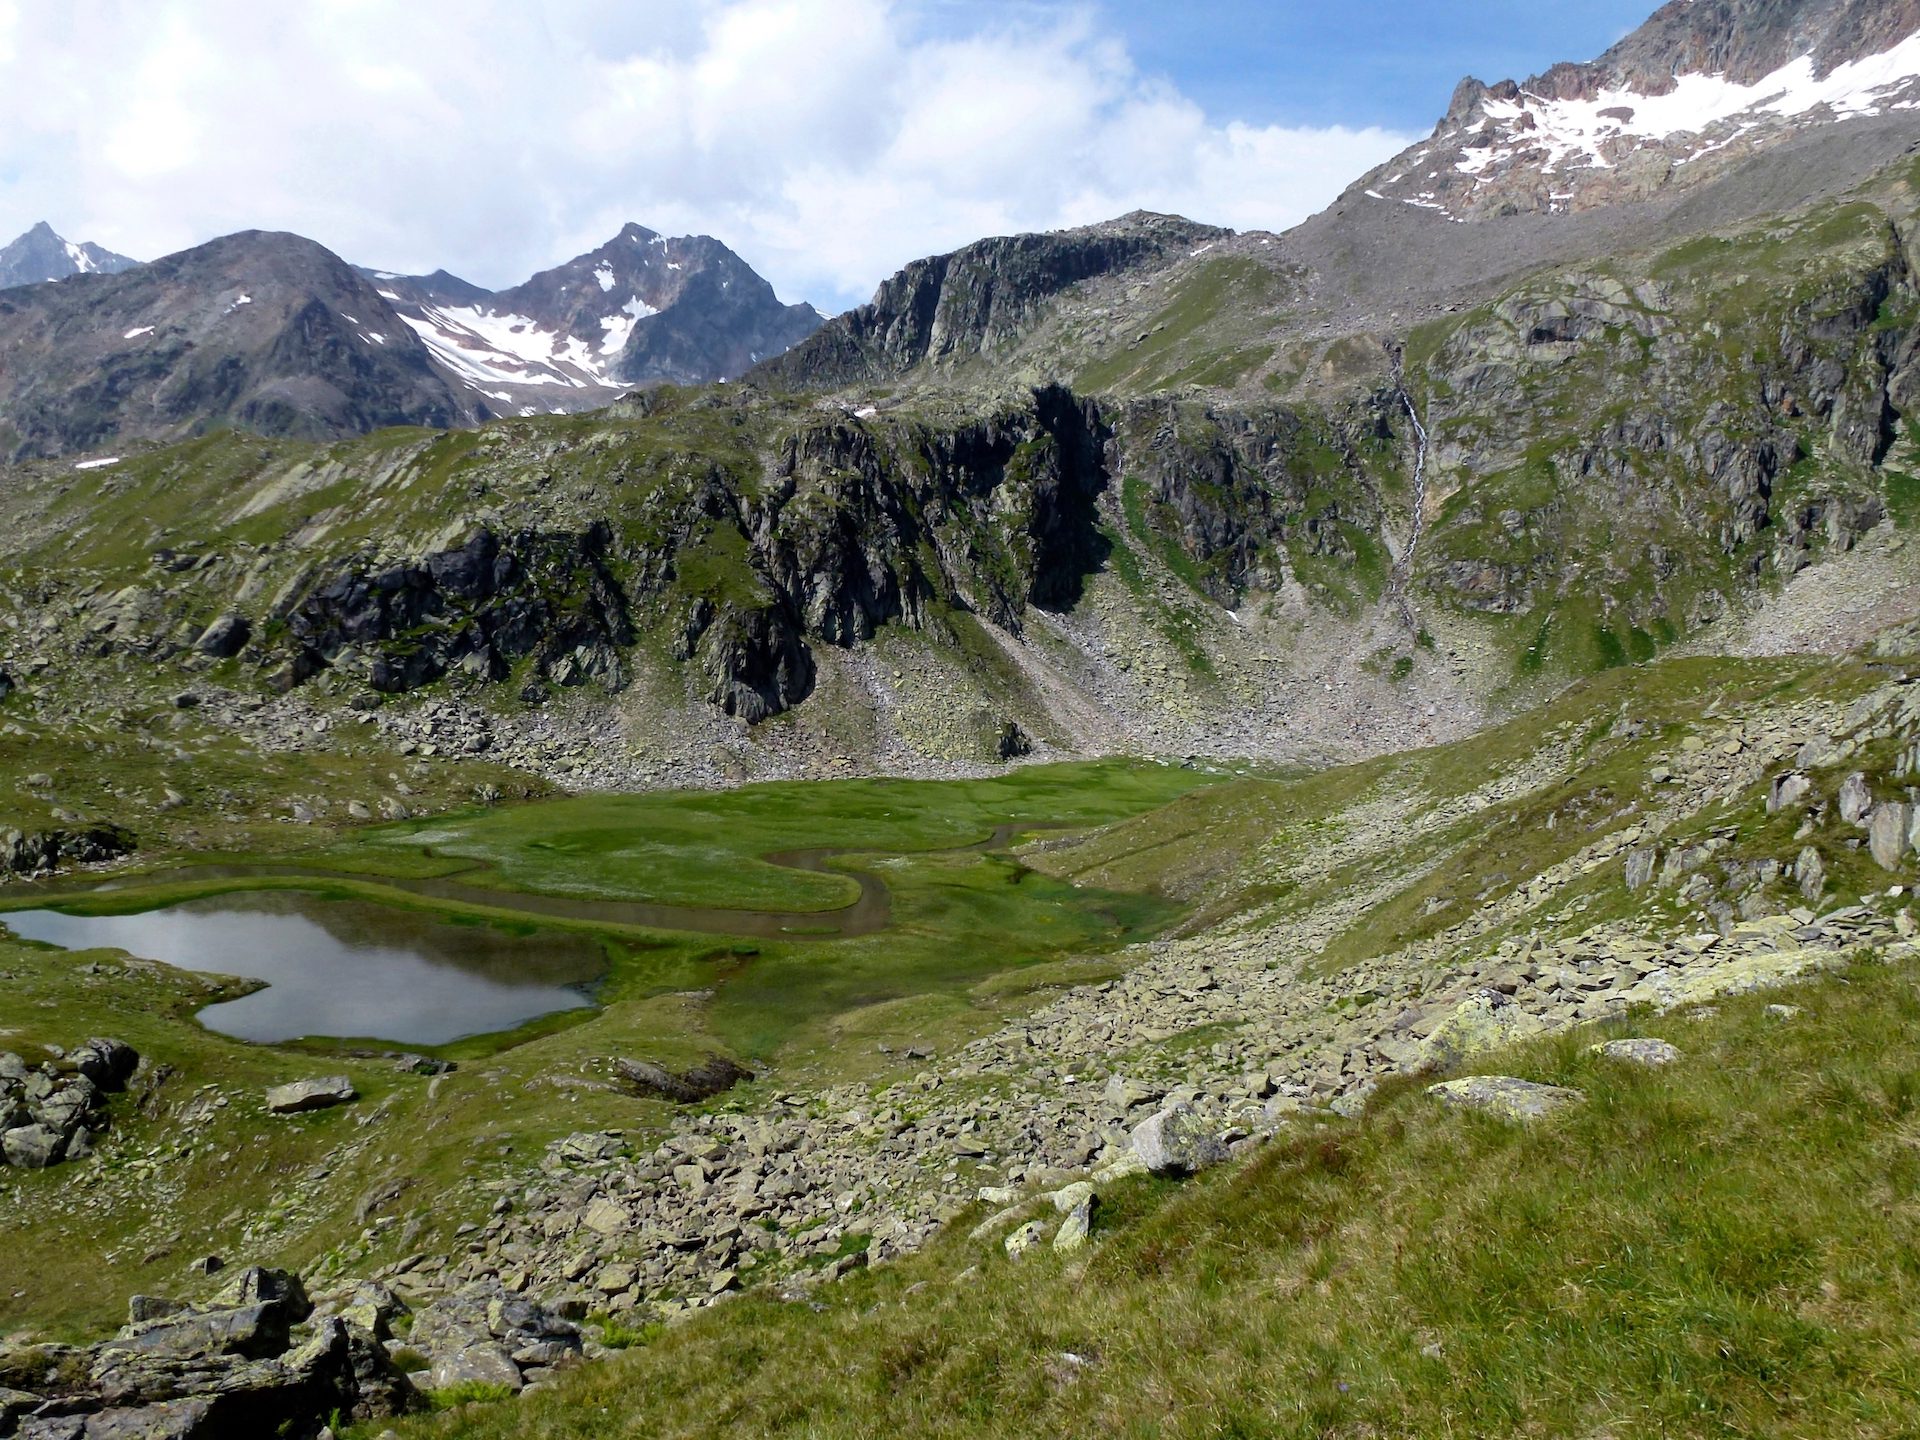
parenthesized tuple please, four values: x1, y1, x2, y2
(0, 0, 1414, 310)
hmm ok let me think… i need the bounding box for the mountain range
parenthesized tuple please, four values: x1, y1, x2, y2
(0, 221, 822, 458)
(1, 0, 1918, 784)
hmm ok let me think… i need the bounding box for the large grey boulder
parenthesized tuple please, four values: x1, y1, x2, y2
(104, 1303, 292, 1362)
(264, 1077, 356, 1114)
(1414, 989, 1543, 1073)
(1130, 1102, 1227, 1176)
(18, 1397, 216, 1437)
(3, 1123, 66, 1168)
(427, 1343, 523, 1393)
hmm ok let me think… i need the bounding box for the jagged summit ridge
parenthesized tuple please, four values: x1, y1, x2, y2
(0, 222, 140, 290)
(1358, 0, 1920, 221)
(753, 210, 1230, 390)
(367, 224, 822, 410)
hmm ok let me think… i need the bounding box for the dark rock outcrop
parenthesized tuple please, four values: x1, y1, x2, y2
(613, 1054, 754, 1103)
(281, 524, 634, 699)
(754, 212, 1229, 389)
(1, 826, 135, 877)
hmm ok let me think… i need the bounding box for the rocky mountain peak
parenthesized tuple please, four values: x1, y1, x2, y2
(0, 228, 482, 459)
(1355, 0, 1920, 222)
(0, 222, 140, 290)
(367, 225, 821, 409)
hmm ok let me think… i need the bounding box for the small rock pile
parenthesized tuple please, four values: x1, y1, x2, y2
(0, 1039, 137, 1170)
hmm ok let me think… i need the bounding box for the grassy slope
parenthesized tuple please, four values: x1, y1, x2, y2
(389, 956, 1920, 1440)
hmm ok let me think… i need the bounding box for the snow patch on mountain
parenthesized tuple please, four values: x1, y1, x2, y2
(1458, 31, 1920, 180)
(397, 303, 626, 391)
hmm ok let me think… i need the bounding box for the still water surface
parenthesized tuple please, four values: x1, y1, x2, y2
(3, 891, 603, 1045)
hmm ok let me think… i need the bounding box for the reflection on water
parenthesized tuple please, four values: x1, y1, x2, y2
(3, 892, 602, 1045)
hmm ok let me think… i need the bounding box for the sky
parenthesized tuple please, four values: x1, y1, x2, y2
(0, 0, 1653, 312)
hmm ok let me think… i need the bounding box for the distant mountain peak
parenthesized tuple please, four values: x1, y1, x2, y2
(0, 223, 140, 290)
(367, 225, 821, 408)
(1354, 0, 1920, 222)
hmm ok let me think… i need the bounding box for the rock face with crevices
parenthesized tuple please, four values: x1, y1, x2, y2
(0, 1266, 418, 1438)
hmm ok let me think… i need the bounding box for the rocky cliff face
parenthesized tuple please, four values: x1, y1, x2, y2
(0, 222, 139, 290)
(0, 230, 484, 460)
(1356, 0, 1920, 222)
(122, 386, 1114, 725)
(754, 212, 1229, 390)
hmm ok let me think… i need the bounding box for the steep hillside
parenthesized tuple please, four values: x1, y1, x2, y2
(0, 223, 139, 289)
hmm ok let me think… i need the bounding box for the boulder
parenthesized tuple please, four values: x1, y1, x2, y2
(71, 1039, 138, 1091)
(612, 1054, 752, 1103)
(1130, 1102, 1228, 1176)
(1795, 846, 1826, 901)
(1003, 1221, 1049, 1261)
(1838, 772, 1873, 824)
(1589, 1038, 1680, 1067)
(427, 1343, 522, 1394)
(105, 1303, 292, 1362)
(1427, 1076, 1585, 1123)
(1102, 1075, 1161, 1111)
(20, 1397, 217, 1437)
(264, 1078, 356, 1115)
(212, 1268, 311, 1322)
(3, 1123, 66, 1168)
(1414, 990, 1543, 1073)
(195, 615, 252, 659)
(1870, 802, 1913, 870)
(1767, 773, 1812, 813)
(1623, 847, 1656, 890)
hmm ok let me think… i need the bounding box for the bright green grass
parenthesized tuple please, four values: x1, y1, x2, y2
(381, 956, 1920, 1440)
(332, 760, 1222, 912)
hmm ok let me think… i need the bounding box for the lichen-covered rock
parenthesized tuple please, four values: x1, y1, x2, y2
(1415, 990, 1544, 1073)
(1053, 1199, 1094, 1254)
(1589, 1038, 1681, 1067)
(1427, 1076, 1585, 1122)
(1003, 1220, 1049, 1261)
(1130, 1102, 1228, 1176)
